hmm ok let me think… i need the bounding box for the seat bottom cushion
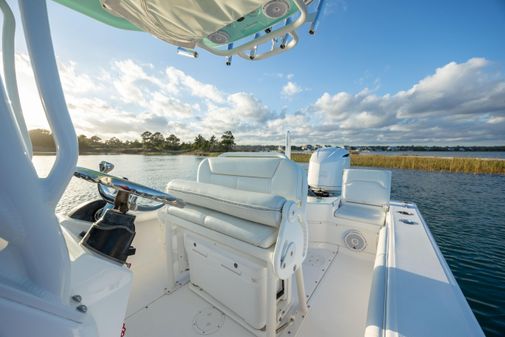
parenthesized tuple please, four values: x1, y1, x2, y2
(334, 202, 386, 227)
(167, 204, 278, 248)
(167, 179, 286, 228)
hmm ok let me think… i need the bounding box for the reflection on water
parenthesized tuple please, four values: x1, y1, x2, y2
(34, 154, 505, 336)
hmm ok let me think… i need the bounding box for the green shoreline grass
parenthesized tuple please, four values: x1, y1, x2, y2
(291, 153, 505, 175)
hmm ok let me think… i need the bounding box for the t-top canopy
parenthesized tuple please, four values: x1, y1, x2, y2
(53, 0, 326, 62)
(101, 0, 273, 49)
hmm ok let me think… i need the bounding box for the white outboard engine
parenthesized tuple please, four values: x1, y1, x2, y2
(308, 147, 350, 196)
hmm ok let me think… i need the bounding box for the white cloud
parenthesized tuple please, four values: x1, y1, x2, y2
(112, 59, 161, 105)
(59, 61, 101, 94)
(394, 58, 504, 117)
(165, 67, 224, 103)
(281, 81, 303, 97)
(201, 92, 277, 135)
(309, 58, 505, 144)
(8, 53, 505, 145)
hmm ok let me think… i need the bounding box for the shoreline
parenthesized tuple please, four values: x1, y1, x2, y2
(32, 151, 505, 175)
(33, 150, 208, 156)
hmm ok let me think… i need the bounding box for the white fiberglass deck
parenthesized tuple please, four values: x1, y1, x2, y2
(297, 247, 374, 337)
(124, 244, 374, 337)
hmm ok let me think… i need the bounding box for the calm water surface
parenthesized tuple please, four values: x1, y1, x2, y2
(33, 154, 505, 336)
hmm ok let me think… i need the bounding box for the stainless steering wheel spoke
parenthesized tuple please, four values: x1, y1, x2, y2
(74, 166, 185, 211)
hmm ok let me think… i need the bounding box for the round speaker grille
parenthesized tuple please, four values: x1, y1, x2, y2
(263, 0, 290, 18)
(344, 230, 367, 252)
(208, 30, 230, 44)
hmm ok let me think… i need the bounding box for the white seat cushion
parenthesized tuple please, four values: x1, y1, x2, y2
(342, 169, 391, 207)
(198, 157, 306, 208)
(334, 202, 386, 227)
(167, 204, 278, 248)
(167, 179, 286, 228)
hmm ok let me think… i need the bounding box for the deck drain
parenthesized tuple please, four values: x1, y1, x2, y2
(397, 210, 414, 216)
(193, 306, 225, 335)
(400, 218, 418, 225)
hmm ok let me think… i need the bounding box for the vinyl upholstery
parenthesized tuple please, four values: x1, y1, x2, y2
(165, 156, 306, 247)
(334, 169, 391, 227)
(167, 203, 278, 248)
(167, 179, 286, 228)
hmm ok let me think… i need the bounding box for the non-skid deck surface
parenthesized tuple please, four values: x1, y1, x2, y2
(296, 246, 374, 337)
(126, 285, 253, 337)
(125, 245, 374, 337)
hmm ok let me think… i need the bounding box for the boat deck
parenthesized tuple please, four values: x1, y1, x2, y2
(125, 243, 374, 337)
(297, 246, 374, 337)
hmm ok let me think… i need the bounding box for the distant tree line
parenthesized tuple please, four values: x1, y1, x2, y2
(28, 129, 504, 154)
(29, 129, 235, 154)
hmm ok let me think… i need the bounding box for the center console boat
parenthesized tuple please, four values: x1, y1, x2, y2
(0, 1, 484, 336)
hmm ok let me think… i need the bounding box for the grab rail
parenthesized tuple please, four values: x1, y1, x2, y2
(20, 0, 78, 209)
(364, 225, 388, 337)
(0, 0, 76, 304)
(0, 0, 31, 156)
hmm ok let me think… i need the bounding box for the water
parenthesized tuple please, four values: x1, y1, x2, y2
(33, 154, 505, 336)
(33, 154, 201, 214)
(360, 151, 505, 159)
(389, 168, 505, 336)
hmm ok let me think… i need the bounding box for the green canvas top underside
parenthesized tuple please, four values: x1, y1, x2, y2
(53, 0, 300, 49)
(52, 0, 141, 31)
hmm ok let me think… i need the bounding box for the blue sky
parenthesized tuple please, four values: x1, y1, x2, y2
(6, 0, 505, 145)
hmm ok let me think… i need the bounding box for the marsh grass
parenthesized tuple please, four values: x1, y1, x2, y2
(291, 153, 312, 163)
(291, 153, 505, 175)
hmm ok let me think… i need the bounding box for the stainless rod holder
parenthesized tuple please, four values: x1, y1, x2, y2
(309, 0, 326, 35)
(176, 47, 198, 58)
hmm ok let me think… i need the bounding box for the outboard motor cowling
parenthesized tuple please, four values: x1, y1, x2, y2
(308, 147, 350, 196)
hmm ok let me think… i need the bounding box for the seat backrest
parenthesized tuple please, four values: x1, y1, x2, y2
(197, 156, 306, 207)
(342, 169, 391, 206)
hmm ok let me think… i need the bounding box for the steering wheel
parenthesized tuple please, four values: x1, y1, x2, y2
(74, 166, 185, 212)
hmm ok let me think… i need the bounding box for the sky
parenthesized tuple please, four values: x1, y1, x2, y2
(4, 0, 505, 145)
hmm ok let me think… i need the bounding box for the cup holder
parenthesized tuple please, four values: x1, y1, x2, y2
(400, 218, 417, 225)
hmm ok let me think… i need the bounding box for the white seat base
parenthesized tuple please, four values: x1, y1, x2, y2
(185, 233, 268, 329)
